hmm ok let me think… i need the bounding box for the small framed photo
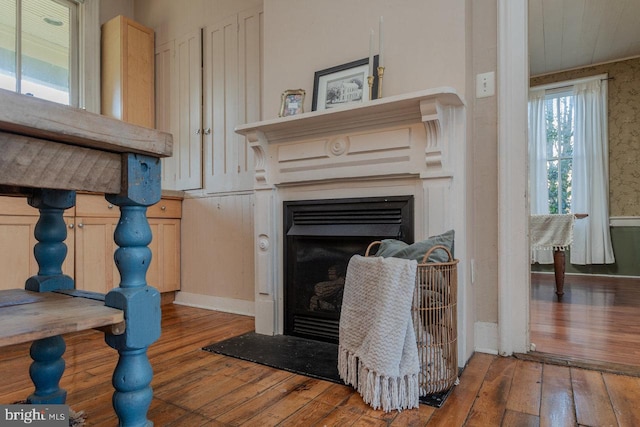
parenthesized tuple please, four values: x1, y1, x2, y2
(279, 89, 306, 117)
(312, 56, 379, 111)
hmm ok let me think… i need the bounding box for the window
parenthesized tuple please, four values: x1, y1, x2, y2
(544, 90, 574, 214)
(0, 0, 78, 106)
(529, 74, 615, 264)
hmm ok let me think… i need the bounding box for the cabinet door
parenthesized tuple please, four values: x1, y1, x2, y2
(102, 16, 155, 128)
(156, 30, 203, 191)
(147, 219, 181, 292)
(74, 217, 119, 294)
(0, 216, 74, 291)
(203, 6, 262, 193)
(74, 216, 179, 294)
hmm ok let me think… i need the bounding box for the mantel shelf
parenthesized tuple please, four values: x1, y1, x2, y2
(235, 87, 465, 144)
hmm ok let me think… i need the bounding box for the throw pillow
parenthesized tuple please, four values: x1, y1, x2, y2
(374, 229, 455, 263)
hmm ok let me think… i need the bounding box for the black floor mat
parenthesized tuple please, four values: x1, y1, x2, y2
(203, 332, 341, 383)
(202, 332, 453, 408)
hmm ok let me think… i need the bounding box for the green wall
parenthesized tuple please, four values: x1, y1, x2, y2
(532, 226, 640, 276)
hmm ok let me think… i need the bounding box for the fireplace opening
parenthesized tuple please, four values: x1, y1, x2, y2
(284, 196, 414, 343)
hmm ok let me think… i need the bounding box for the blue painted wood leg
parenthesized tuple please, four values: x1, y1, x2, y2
(24, 189, 75, 404)
(105, 154, 161, 427)
(26, 189, 75, 292)
(27, 336, 67, 404)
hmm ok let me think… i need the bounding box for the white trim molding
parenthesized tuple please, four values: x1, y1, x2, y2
(174, 292, 256, 317)
(475, 322, 499, 355)
(610, 216, 640, 227)
(497, 0, 530, 356)
(79, 0, 100, 113)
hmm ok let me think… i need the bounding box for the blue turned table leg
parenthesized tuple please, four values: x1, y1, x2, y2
(26, 189, 75, 292)
(27, 336, 67, 404)
(105, 154, 161, 427)
(25, 189, 75, 405)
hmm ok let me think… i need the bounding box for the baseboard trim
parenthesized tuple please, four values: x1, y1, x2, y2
(474, 321, 499, 355)
(531, 271, 640, 280)
(173, 292, 255, 317)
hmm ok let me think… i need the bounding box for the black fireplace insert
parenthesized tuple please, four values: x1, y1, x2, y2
(283, 196, 414, 343)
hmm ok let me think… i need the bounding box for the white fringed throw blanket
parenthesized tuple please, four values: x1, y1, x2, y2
(338, 255, 419, 412)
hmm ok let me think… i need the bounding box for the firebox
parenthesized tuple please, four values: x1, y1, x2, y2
(283, 196, 414, 343)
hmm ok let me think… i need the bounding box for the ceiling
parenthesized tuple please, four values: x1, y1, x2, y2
(528, 0, 640, 76)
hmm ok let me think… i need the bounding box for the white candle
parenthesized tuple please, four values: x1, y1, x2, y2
(369, 29, 374, 76)
(379, 16, 384, 68)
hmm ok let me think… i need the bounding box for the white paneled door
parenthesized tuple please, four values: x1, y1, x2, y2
(156, 30, 203, 191)
(156, 7, 261, 193)
(203, 7, 262, 193)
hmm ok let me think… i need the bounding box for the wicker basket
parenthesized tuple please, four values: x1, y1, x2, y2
(365, 242, 459, 395)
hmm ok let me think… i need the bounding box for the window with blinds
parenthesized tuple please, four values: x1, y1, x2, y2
(0, 0, 78, 106)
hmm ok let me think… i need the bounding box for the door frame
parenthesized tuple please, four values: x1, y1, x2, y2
(497, 0, 530, 355)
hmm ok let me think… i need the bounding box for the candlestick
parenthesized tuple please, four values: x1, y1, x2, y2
(368, 29, 374, 77)
(367, 75, 374, 100)
(379, 16, 384, 68)
(377, 66, 384, 99)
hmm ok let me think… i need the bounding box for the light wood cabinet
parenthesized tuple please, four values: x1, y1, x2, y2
(147, 219, 181, 293)
(0, 195, 180, 293)
(101, 15, 155, 128)
(0, 216, 76, 291)
(74, 194, 181, 293)
(74, 217, 118, 294)
(0, 197, 75, 291)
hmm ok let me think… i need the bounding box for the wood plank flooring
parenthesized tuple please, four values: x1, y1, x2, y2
(530, 273, 640, 368)
(1, 302, 639, 426)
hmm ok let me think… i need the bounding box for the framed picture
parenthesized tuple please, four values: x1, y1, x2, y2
(279, 89, 306, 117)
(312, 55, 379, 111)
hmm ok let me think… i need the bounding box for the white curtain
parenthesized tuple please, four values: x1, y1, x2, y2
(570, 79, 615, 264)
(528, 89, 553, 263)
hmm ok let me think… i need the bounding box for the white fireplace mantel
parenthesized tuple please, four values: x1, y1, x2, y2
(236, 88, 464, 143)
(236, 88, 465, 187)
(234, 88, 471, 366)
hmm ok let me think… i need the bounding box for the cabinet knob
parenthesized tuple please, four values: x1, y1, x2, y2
(68, 223, 74, 229)
(195, 129, 201, 135)
(204, 127, 211, 135)
(108, 204, 114, 209)
(161, 206, 166, 211)
(77, 223, 84, 228)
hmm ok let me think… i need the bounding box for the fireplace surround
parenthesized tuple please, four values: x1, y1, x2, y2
(235, 88, 469, 365)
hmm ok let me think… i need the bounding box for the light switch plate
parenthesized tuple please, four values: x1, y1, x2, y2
(476, 71, 495, 98)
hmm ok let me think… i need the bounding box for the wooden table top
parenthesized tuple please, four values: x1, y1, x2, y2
(0, 88, 172, 157)
(0, 289, 125, 347)
(0, 88, 173, 195)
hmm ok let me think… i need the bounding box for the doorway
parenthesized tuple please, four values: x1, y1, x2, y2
(524, 0, 640, 369)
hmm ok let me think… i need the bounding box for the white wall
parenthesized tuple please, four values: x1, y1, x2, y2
(100, 0, 134, 24)
(134, 0, 262, 44)
(263, 0, 467, 118)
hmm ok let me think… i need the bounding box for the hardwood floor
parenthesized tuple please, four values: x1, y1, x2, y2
(530, 273, 640, 369)
(2, 302, 640, 426)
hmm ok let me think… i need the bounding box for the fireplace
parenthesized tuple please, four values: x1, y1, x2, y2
(235, 89, 469, 364)
(284, 196, 414, 343)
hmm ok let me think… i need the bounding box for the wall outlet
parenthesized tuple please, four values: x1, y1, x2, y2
(476, 71, 495, 98)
